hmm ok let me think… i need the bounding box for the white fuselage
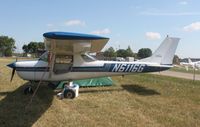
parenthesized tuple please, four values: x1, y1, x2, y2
(180, 61, 200, 69)
(12, 59, 171, 82)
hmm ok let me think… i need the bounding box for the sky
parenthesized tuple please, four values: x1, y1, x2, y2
(0, 0, 200, 58)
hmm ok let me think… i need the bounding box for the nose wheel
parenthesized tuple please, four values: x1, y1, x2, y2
(63, 89, 75, 99)
(56, 82, 79, 100)
(24, 86, 34, 95)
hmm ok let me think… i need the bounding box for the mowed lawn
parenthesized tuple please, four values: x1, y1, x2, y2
(0, 58, 200, 127)
(170, 66, 200, 75)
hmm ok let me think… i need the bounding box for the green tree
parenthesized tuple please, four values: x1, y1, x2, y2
(116, 49, 127, 58)
(22, 42, 45, 54)
(0, 36, 16, 56)
(28, 42, 38, 53)
(126, 46, 134, 57)
(22, 45, 29, 54)
(173, 55, 180, 65)
(103, 47, 117, 57)
(137, 48, 152, 59)
(38, 42, 45, 50)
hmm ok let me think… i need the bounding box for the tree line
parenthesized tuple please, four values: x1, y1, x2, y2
(0, 35, 45, 57)
(22, 42, 45, 54)
(103, 46, 152, 59)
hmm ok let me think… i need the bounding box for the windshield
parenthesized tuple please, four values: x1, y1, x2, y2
(39, 51, 48, 62)
(81, 53, 96, 62)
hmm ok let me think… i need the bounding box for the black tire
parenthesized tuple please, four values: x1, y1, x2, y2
(24, 86, 34, 95)
(63, 89, 75, 99)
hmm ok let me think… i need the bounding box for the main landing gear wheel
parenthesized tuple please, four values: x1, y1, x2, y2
(24, 86, 34, 95)
(63, 89, 75, 99)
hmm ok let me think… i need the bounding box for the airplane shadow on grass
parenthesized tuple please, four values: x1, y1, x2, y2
(79, 84, 160, 96)
(0, 82, 54, 127)
(79, 86, 123, 94)
(121, 84, 160, 96)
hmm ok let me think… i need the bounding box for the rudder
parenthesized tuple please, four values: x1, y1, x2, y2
(139, 36, 180, 65)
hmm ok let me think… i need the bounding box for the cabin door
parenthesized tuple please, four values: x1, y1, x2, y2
(53, 55, 73, 74)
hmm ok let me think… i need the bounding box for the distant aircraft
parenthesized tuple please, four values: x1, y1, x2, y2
(7, 32, 180, 98)
(180, 58, 200, 70)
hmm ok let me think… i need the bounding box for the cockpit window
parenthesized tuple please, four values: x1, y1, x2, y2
(39, 51, 48, 62)
(81, 53, 96, 62)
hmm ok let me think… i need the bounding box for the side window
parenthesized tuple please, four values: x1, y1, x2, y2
(54, 55, 73, 74)
(81, 54, 96, 62)
(55, 55, 73, 64)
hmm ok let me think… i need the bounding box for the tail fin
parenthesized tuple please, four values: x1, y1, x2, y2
(188, 58, 192, 63)
(139, 36, 180, 65)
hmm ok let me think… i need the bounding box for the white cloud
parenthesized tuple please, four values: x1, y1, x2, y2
(91, 28, 111, 35)
(145, 32, 161, 40)
(46, 23, 54, 27)
(46, 23, 59, 31)
(179, 1, 188, 5)
(64, 19, 85, 27)
(183, 22, 200, 32)
(140, 12, 200, 16)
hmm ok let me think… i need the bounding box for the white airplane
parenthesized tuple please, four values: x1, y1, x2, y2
(180, 58, 200, 70)
(7, 32, 180, 98)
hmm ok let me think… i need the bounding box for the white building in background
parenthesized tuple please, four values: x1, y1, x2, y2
(125, 57, 135, 62)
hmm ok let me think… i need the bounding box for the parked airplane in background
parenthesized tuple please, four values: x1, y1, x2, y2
(180, 58, 200, 70)
(7, 32, 180, 98)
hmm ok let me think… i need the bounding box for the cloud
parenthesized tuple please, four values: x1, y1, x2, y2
(64, 19, 85, 27)
(145, 32, 161, 40)
(179, 1, 188, 5)
(140, 12, 200, 16)
(183, 22, 200, 32)
(46, 23, 54, 27)
(91, 28, 111, 35)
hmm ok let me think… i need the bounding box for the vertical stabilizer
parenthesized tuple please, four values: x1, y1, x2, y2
(139, 36, 180, 65)
(188, 58, 192, 63)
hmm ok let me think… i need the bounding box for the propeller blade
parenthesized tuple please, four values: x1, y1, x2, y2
(10, 68, 16, 82)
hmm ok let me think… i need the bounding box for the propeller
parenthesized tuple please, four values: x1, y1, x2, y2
(9, 58, 17, 82)
(10, 68, 16, 82)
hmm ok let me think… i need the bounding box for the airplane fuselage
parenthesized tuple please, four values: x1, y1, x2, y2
(8, 59, 171, 82)
(180, 61, 200, 69)
(7, 33, 180, 82)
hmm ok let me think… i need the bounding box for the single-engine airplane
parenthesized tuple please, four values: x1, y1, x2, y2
(7, 32, 180, 98)
(180, 58, 200, 70)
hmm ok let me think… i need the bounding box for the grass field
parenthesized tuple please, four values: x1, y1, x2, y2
(170, 66, 200, 75)
(0, 58, 200, 127)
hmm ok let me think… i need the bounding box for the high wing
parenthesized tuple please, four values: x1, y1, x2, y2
(43, 32, 109, 55)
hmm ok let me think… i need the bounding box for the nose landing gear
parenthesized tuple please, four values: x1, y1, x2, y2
(56, 81, 79, 100)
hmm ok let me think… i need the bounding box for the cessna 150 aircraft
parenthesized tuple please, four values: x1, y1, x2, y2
(7, 32, 180, 98)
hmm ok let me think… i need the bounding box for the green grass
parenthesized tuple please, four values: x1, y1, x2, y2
(0, 58, 200, 127)
(170, 66, 200, 75)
